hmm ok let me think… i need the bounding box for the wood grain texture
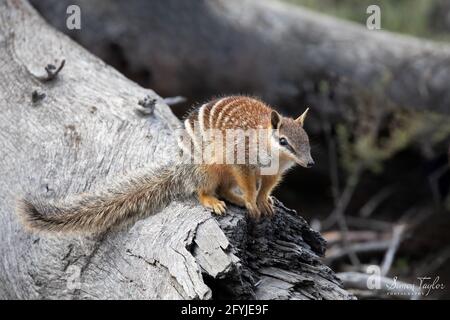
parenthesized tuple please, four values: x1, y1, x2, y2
(0, 0, 352, 299)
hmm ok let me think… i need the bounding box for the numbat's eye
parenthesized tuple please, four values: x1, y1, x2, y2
(279, 137, 288, 146)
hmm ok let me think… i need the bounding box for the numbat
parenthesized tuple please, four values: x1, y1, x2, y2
(16, 96, 314, 234)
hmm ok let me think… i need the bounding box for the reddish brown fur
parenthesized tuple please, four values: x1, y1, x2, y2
(184, 95, 313, 218)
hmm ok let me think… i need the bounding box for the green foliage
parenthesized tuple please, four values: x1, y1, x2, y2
(337, 109, 450, 175)
(394, 257, 410, 274)
(336, 124, 356, 174)
(283, 0, 450, 41)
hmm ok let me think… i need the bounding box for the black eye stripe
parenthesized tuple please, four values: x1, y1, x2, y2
(286, 144, 295, 154)
(279, 137, 295, 153)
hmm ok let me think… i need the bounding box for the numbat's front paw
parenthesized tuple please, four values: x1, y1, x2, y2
(209, 200, 227, 215)
(200, 196, 227, 215)
(257, 196, 274, 217)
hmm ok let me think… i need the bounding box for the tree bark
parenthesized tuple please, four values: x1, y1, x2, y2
(0, 0, 352, 300)
(30, 0, 450, 118)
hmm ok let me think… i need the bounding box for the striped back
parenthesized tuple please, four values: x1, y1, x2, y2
(180, 96, 273, 164)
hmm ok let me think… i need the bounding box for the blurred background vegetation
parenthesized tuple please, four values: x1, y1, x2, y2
(272, 0, 450, 299)
(285, 0, 450, 41)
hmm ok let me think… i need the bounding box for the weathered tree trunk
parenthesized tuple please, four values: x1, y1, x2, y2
(0, 0, 352, 299)
(30, 0, 450, 118)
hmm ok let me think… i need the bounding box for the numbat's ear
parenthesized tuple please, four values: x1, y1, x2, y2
(295, 107, 309, 126)
(271, 111, 282, 129)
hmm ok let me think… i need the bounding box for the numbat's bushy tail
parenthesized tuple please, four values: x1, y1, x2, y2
(16, 165, 207, 234)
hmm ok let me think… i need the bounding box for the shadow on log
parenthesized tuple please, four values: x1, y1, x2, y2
(0, 0, 352, 299)
(212, 199, 349, 299)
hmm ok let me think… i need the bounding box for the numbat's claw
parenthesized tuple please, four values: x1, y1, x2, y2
(257, 197, 274, 217)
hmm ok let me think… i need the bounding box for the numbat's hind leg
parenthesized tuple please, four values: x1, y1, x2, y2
(197, 165, 227, 215)
(218, 185, 245, 207)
